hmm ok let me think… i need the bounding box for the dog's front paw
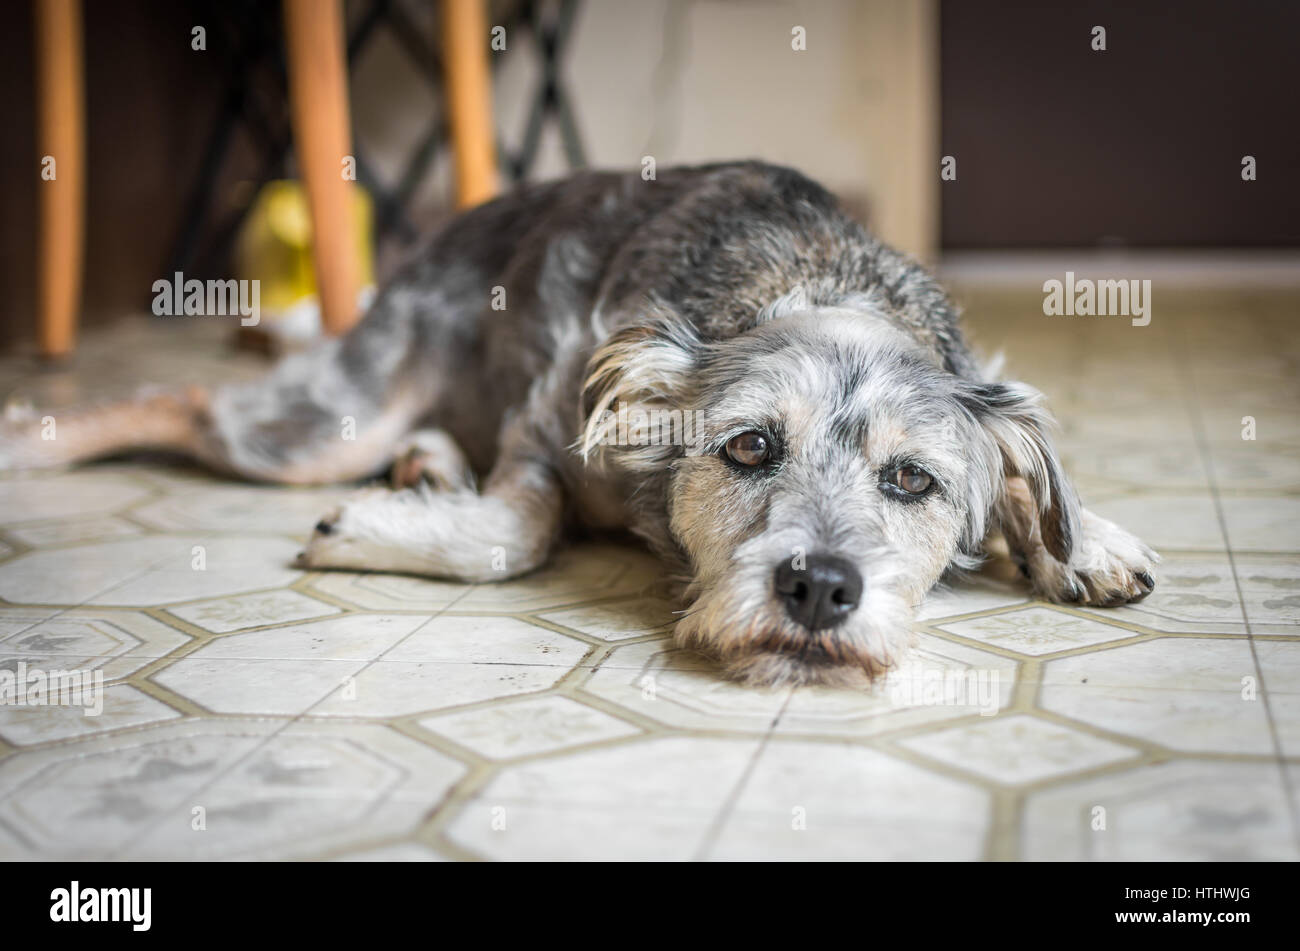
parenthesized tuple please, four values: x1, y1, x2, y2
(294, 488, 391, 571)
(1031, 509, 1158, 607)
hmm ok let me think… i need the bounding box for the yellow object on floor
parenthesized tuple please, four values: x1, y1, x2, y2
(234, 180, 376, 346)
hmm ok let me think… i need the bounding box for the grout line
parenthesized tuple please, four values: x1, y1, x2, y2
(0, 531, 222, 652)
(691, 689, 794, 861)
(1173, 321, 1300, 855)
(104, 580, 482, 860)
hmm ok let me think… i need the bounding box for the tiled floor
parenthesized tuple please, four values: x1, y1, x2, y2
(0, 286, 1297, 860)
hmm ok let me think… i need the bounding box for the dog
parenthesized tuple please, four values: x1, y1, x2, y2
(1, 162, 1157, 686)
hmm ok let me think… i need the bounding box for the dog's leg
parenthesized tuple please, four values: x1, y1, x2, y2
(1, 386, 212, 472)
(0, 373, 426, 485)
(997, 475, 1157, 606)
(966, 381, 1157, 607)
(388, 429, 476, 491)
(297, 416, 563, 581)
(0, 286, 446, 483)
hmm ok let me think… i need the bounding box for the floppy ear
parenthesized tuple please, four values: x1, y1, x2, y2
(577, 305, 702, 472)
(962, 380, 1081, 564)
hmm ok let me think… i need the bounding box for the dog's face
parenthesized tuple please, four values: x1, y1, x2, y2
(582, 305, 1071, 687)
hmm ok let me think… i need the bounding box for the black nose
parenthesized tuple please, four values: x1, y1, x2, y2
(773, 554, 863, 631)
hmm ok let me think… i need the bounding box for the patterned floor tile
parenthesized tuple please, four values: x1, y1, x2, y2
(1220, 496, 1300, 552)
(1203, 444, 1300, 491)
(1038, 640, 1273, 754)
(444, 736, 760, 860)
(151, 614, 435, 715)
(706, 741, 989, 860)
(166, 589, 342, 634)
(0, 718, 281, 859)
(1101, 553, 1300, 635)
(0, 606, 58, 638)
(420, 695, 640, 759)
(449, 544, 663, 612)
(1021, 760, 1298, 860)
(772, 633, 1017, 736)
(120, 721, 466, 860)
(0, 536, 195, 605)
(581, 638, 792, 733)
(130, 484, 348, 535)
(1082, 551, 1243, 634)
(1037, 636, 1258, 690)
(310, 659, 580, 718)
(936, 605, 1139, 656)
(537, 595, 677, 641)
(1236, 555, 1300, 631)
(151, 656, 366, 716)
(307, 615, 592, 717)
(0, 473, 152, 525)
(914, 569, 1028, 622)
(896, 714, 1140, 784)
(1089, 493, 1227, 551)
(1058, 440, 1210, 493)
(379, 614, 590, 666)
(1255, 640, 1300, 757)
(160, 612, 430, 662)
(4, 516, 144, 548)
(0, 683, 181, 746)
(306, 570, 471, 611)
(90, 537, 303, 606)
(0, 608, 191, 680)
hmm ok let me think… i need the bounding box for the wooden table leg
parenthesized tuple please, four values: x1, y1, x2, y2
(283, 0, 360, 336)
(442, 0, 499, 209)
(34, 0, 85, 360)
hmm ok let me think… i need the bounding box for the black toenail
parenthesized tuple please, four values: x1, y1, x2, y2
(314, 520, 334, 535)
(1137, 571, 1154, 589)
(1065, 577, 1084, 602)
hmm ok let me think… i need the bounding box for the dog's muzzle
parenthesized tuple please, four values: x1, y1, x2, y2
(773, 553, 862, 631)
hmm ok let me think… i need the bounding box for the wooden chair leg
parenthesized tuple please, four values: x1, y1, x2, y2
(442, 0, 499, 208)
(34, 0, 85, 360)
(283, 0, 360, 336)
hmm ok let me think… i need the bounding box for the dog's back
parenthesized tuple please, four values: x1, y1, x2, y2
(2, 162, 974, 483)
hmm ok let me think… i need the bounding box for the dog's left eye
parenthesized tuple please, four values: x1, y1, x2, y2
(885, 465, 934, 495)
(725, 432, 770, 467)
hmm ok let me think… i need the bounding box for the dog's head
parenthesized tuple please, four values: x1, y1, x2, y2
(579, 293, 1075, 686)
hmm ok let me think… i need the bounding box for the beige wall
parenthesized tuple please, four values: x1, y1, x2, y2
(351, 0, 938, 259)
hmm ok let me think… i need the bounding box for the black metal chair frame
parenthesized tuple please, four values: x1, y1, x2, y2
(168, 0, 586, 280)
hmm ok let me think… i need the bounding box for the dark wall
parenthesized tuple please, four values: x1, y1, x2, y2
(941, 0, 1300, 248)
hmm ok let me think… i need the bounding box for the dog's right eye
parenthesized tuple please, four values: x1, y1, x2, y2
(725, 432, 770, 467)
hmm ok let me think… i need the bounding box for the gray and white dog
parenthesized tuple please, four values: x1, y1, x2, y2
(3, 162, 1156, 686)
